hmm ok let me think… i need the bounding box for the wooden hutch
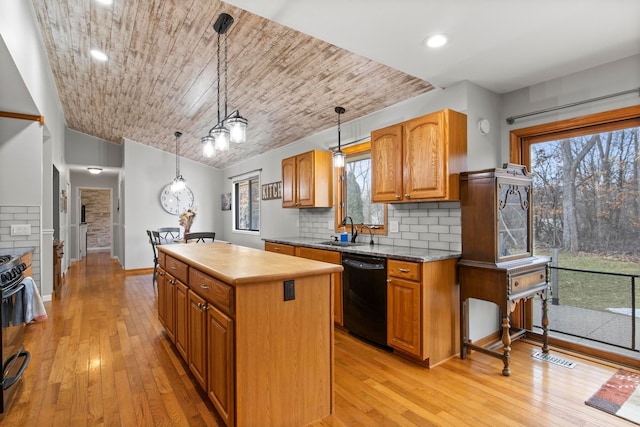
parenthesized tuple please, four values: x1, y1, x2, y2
(458, 164, 550, 376)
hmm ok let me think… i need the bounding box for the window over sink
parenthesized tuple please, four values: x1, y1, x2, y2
(334, 142, 387, 234)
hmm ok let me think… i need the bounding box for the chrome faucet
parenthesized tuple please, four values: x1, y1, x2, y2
(342, 216, 358, 243)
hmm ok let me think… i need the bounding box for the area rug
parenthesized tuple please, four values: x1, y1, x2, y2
(585, 369, 640, 425)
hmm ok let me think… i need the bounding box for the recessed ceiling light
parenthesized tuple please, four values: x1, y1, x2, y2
(424, 34, 447, 48)
(88, 167, 103, 174)
(95, 0, 113, 5)
(90, 49, 108, 61)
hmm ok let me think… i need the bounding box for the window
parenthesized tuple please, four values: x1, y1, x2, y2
(510, 105, 640, 362)
(234, 175, 260, 232)
(334, 142, 387, 233)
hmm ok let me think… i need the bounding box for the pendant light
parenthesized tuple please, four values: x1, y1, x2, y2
(333, 106, 346, 168)
(201, 13, 248, 157)
(171, 131, 186, 191)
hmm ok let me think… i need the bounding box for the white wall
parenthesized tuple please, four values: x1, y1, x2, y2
(66, 129, 123, 168)
(0, 1, 68, 298)
(123, 139, 223, 270)
(501, 54, 640, 162)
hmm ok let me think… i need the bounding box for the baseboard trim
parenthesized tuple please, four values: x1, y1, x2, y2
(125, 268, 153, 276)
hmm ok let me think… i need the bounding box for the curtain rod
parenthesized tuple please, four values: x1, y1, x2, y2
(506, 87, 640, 125)
(227, 168, 262, 180)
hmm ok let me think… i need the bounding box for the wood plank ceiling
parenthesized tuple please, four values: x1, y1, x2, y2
(31, 0, 434, 169)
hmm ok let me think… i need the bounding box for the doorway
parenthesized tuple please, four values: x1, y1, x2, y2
(79, 188, 112, 257)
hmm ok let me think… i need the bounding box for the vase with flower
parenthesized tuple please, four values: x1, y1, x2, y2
(179, 208, 196, 235)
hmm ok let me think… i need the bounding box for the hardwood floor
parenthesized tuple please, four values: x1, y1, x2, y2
(1, 252, 636, 426)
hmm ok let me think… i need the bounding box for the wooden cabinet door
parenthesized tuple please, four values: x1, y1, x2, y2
(403, 111, 446, 200)
(281, 156, 296, 207)
(387, 277, 422, 357)
(371, 123, 403, 202)
(296, 151, 315, 207)
(175, 281, 189, 360)
(207, 305, 235, 427)
(188, 291, 207, 390)
(164, 273, 176, 343)
(157, 268, 166, 328)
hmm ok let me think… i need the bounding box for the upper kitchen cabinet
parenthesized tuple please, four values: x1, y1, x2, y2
(371, 109, 467, 202)
(282, 149, 333, 208)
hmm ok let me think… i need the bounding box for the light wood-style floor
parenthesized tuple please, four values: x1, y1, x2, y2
(1, 252, 636, 426)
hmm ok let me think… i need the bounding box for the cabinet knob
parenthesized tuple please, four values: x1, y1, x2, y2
(274, 248, 281, 251)
(200, 284, 209, 290)
(395, 195, 401, 200)
(540, 274, 544, 279)
(398, 268, 410, 273)
(404, 194, 410, 198)
(514, 281, 519, 287)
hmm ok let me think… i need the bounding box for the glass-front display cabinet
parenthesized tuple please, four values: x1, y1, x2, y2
(458, 163, 550, 376)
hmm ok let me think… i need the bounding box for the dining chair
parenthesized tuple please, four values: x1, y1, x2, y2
(157, 227, 180, 244)
(146, 230, 159, 285)
(184, 232, 216, 243)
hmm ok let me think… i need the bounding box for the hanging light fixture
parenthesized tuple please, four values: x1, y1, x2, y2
(171, 131, 186, 191)
(333, 106, 346, 168)
(201, 13, 248, 157)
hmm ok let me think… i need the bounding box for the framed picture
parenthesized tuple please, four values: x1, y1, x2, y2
(261, 181, 282, 200)
(221, 192, 232, 211)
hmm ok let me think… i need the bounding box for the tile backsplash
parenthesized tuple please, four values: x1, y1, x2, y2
(299, 201, 461, 252)
(0, 205, 42, 287)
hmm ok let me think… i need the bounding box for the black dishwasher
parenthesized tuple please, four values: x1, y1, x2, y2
(342, 253, 389, 348)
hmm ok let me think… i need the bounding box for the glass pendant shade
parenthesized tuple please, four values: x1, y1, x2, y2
(211, 125, 230, 151)
(202, 136, 215, 157)
(333, 151, 346, 168)
(228, 114, 248, 143)
(171, 175, 186, 192)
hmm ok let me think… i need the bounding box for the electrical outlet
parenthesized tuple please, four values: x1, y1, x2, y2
(11, 224, 31, 236)
(389, 221, 399, 233)
(284, 280, 295, 301)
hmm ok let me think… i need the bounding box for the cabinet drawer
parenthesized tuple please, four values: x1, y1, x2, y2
(158, 252, 166, 268)
(295, 247, 341, 264)
(509, 269, 547, 295)
(189, 269, 234, 316)
(388, 259, 421, 281)
(265, 242, 295, 256)
(165, 255, 188, 283)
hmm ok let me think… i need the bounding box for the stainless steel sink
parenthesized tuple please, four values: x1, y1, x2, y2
(317, 240, 365, 247)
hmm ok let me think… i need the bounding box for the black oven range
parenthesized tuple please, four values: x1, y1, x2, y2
(0, 254, 31, 414)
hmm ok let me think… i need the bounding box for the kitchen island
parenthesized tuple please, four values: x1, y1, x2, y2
(156, 242, 342, 427)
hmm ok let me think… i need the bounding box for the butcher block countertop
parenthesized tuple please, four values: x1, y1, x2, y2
(157, 242, 343, 285)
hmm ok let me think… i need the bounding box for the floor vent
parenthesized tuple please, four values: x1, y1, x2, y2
(532, 351, 577, 368)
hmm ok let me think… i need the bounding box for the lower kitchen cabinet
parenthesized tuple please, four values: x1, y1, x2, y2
(175, 281, 189, 360)
(387, 258, 460, 367)
(188, 291, 207, 390)
(387, 275, 422, 356)
(207, 305, 235, 427)
(158, 243, 337, 426)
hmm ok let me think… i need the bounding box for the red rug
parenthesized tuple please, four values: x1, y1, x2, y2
(585, 369, 640, 425)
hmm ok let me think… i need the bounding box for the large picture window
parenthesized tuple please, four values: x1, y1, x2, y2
(234, 175, 260, 232)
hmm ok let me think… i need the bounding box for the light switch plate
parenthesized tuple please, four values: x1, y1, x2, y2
(389, 221, 399, 233)
(11, 224, 31, 236)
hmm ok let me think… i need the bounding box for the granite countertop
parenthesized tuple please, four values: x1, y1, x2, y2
(1, 247, 35, 258)
(263, 237, 460, 263)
